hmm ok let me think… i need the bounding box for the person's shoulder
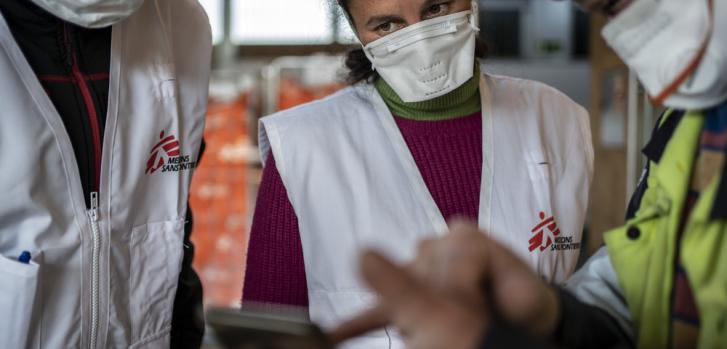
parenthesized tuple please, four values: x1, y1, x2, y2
(258, 85, 372, 165)
(166, 0, 212, 40)
(261, 85, 371, 126)
(170, 0, 209, 18)
(485, 73, 585, 112)
(484, 73, 593, 165)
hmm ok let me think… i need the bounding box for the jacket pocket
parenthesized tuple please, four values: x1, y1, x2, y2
(128, 219, 185, 345)
(0, 252, 41, 348)
(525, 151, 552, 181)
(524, 151, 555, 193)
(150, 62, 178, 100)
(524, 151, 554, 208)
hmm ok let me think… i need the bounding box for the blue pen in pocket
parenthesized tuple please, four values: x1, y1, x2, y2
(18, 251, 31, 264)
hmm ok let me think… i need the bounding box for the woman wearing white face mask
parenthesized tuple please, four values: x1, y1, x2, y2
(243, 1, 593, 347)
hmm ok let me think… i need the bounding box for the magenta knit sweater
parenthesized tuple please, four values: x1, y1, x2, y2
(242, 112, 483, 307)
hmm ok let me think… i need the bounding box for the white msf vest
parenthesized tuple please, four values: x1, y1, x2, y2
(0, 0, 211, 348)
(259, 73, 594, 348)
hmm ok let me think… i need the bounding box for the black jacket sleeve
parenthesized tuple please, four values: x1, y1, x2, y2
(169, 204, 206, 349)
(480, 289, 632, 349)
(170, 141, 206, 349)
(480, 321, 556, 349)
(552, 289, 633, 348)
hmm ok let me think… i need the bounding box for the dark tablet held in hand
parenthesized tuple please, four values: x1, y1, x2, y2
(207, 307, 334, 349)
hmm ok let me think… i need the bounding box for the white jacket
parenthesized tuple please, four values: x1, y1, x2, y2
(0, 1, 211, 348)
(259, 73, 594, 348)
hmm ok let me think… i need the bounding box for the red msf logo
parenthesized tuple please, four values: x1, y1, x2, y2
(146, 131, 181, 174)
(529, 211, 561, 252)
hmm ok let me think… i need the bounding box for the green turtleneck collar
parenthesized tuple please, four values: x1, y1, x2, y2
(375, 64, 481, 121)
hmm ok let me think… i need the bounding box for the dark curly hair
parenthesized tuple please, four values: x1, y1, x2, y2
(336, 0, 489, 85)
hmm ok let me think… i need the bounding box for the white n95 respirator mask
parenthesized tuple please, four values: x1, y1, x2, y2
(31, 0, 145, 28)
(363, 5, 480, 103)
(602, 0, 727, 110)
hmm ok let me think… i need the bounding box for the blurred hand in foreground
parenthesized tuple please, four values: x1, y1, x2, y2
(329, 220, 561, 349)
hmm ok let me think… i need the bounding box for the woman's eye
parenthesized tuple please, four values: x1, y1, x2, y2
(425, 3, 449, 18)
(376, 22, 397, 34)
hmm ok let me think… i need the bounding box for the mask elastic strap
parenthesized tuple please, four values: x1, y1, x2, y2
(471, 0, 480, 32)
(651, 0, 714, 106)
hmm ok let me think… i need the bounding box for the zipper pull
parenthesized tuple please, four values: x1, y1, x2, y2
(89, 192, 99, 222)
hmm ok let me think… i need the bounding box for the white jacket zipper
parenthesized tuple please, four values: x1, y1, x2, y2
(87, 192, 100, 348)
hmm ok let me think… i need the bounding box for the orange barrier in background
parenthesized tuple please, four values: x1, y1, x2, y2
(190, 95, 251, 308)
(278, 78, 344, 111)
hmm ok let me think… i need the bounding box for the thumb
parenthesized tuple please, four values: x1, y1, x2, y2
(484, 238, 559, 336)
(360, 251, 418, 302)
(328, 304, 388, 344)
(328, 251, 418, 344)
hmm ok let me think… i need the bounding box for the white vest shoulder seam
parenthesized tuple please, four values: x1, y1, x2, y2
(484, 73, 593, 169)
(258, 85, 369, 165)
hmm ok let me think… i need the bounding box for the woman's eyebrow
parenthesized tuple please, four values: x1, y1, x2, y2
(419, 0, 445, 11)
(366, 15, 402, 27)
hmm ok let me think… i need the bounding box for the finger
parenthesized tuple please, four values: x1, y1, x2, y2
(328, 252, 420, 344)
(327, 303, 389, 344)
(409, 238, 437, 280)
(447, 218, 480, 235)
(444, 222, 556, 336)
(475, 235, 557, 334)
(360, 251, 418, 303)
(415, 238, 436, 258)
(441, 220, 490, 285)
(482, 236, 528, 276)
